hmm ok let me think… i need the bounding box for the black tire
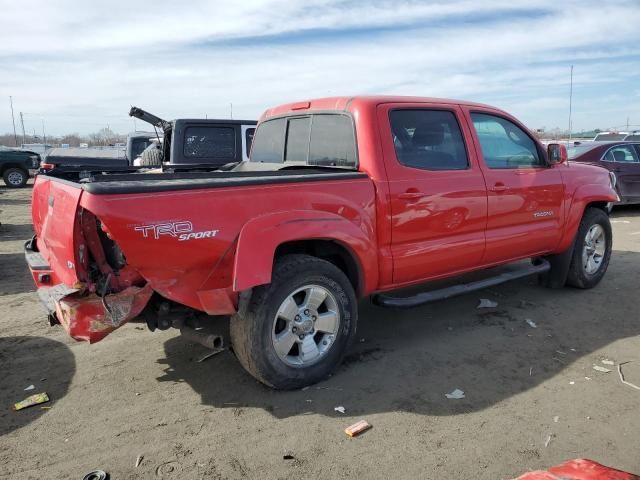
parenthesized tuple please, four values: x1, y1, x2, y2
(566, 207, 612, 289)
(2, 167, 28, 188)
(139, 144, 163, 167)
(230, 254, 357, 390)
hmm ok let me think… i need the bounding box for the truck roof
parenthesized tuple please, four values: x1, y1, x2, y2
(261, 95, 504, 120)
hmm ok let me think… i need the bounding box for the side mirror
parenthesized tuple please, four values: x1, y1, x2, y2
(547, 143, 568, 165)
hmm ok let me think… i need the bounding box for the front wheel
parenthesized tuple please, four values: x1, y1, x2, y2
(3, 168, 28, 188)
(566, 207, 612, 289)
(230, 254, 357, 389)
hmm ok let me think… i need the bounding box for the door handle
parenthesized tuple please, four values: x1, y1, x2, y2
(398, 191, 425, 200)
(490, 182, 508, 193)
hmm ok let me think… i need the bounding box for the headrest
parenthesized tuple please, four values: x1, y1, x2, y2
(412, 122, 444, 147)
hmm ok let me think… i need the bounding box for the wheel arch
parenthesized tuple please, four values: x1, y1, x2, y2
(232, 210, 377, 297)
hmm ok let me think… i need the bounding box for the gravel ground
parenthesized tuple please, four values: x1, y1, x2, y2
(1, 182, 639, 479)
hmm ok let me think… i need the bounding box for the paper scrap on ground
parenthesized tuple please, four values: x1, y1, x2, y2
(593, 365, 612, 373)
(553, 416, 559, 423)
(544, 434, 554, 447)
(14, 393, 50, 411)
(445, 389, 465, 399)
(601, 359, 615, 365)
(477, 299, 498, 309)
(24, 385, 35, 391)
(525, 319, 537, 328)
(334, 406, 346, 414)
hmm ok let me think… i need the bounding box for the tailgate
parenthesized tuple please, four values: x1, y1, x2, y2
(31, 176, 84, 287)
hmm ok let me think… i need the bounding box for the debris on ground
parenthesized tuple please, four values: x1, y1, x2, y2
(345, 420, 372, 437)
(136, 455, 143, 468)
(529, 367, 533, 376)
(283, 454, 295, 460)
(593, 365, 612, 373)
(601, 359, 615, 366)
(445, 389, 465, 399)
(569, 381, 575, 385)
(525, 319, 537, 328)
(334, 406, 346, 414)
(553, 416, 559, 423)
(617, 361, 640, 391)
(82, 470, 109, 480)
(23, 384, 35, 391)
(197, 348, 225, 363)
(477, 299, 498, 308)
(585, 376, 592, 380)
(14, 392, 50, 411)
(544, 434, 554, 448)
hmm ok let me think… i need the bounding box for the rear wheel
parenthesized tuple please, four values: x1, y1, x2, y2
(566, 207, 612, 289)
(230, 254, 357, 389)
(3, 168, 28, 188)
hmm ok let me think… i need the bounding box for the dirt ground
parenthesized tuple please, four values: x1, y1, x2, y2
(1, 182, 639, 480)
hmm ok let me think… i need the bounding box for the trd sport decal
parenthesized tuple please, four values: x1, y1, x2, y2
(134, 221, 219, 241)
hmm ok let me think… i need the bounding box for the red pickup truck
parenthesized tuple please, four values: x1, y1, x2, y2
(26, 96, 618, 389)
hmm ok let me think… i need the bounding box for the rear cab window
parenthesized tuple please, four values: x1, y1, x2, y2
(184, 126, 236, 161)
(251, 114, 357, 168)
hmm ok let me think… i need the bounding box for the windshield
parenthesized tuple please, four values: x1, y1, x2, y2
(567, 144, 599, 159)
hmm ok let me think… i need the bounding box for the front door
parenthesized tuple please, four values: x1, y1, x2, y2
(465, 109, 565, 264)
(378, 104, 488, 285)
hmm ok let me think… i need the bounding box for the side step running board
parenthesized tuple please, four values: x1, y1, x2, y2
(372, 259, 550, 309)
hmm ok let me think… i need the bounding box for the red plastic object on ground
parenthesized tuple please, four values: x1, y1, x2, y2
(514, 459, 639, 480)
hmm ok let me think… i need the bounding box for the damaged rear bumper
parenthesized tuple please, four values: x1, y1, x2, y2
(54, 285, 153, 343)
(25, 237, 154, 343)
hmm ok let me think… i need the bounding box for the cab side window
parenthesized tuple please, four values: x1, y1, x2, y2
(604, 145, 639, 163)
(471, 113, 543, 169)
(389, 109, 468, 170)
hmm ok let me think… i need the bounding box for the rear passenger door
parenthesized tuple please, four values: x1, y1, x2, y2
(603, 144, 640, 202)
(378, 103, 488, 285)
(465, 109, 564, 264)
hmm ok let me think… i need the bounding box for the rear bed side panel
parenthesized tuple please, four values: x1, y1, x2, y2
(79, 177, 376, 312)
(31, 176, 84, 287)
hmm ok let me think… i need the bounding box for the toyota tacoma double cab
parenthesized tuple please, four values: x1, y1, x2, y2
(25, 96, 618, 389)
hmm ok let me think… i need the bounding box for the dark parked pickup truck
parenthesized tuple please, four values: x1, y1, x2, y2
(0, 147, 40, 187)
(25, 96, 618, 389)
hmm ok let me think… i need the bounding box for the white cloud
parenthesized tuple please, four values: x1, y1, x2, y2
(0, 0, 638, 134)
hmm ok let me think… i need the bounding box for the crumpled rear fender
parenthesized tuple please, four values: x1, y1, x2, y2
(55, 284, 153, 343)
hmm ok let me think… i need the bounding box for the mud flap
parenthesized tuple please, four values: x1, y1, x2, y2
(55, 284, 153, 343)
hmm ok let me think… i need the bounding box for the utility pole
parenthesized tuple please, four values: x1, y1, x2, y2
(230, 103, 233, 119)
(19, 111, 26, 146)
(9, 96, 18, 146)
(627, 117, 630, 132)
(568, 65, 573, 141)
(42, 119, 46, 145)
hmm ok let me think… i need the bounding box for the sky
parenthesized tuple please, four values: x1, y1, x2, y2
(0, 0, 639, 136)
